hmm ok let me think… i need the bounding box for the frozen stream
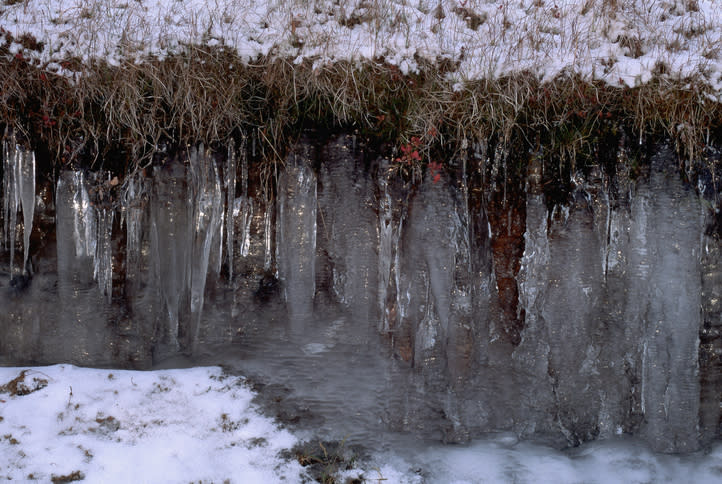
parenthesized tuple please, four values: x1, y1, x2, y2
(2, 132, 722, 481)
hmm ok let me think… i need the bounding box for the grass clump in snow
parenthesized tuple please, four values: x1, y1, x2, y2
(50, 470, 85, 483)
(0, 370, 49, 396)
(288, 439, 365, 484)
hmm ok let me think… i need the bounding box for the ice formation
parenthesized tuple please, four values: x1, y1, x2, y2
(2, 135, 35, 278)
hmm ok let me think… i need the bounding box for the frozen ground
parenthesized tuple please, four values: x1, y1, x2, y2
(1, 0, 721, 95)
(2, 365, 722, 483)
(0, 365, 304, 482)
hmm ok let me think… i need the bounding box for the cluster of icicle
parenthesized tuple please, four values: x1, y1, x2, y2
(121, 142, 252, 350)
(2, 135, 256, 351)
(56, 171, 115, 303)
(2, 133, 35, 279)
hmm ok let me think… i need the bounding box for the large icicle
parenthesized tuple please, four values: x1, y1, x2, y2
(633, 146, 702, 453)
(446, 155, 475, 384)
(317, 136, 377, 322)
(263, 201, 273, 271)
(188, 145, 224, 352)
(19, 150, 35, 275)
(95, 207, 114, 303)
(2, 136, 35, 277)
(377, 158, 395, 333)
(3, 139, 18, 272)
(396, 173, 457, 369)
(237, 139, 254, 259)
(224, 141, 237, 278)
(2, 141, 8, 249)
(151, 162, 190, 349)
(511, 154, 556, 437)
(71, 172, 97, 260)
(122, 173, 149, 284)
(277, 144, 317, 323)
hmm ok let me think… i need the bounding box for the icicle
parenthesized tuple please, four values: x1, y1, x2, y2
(231, 138, 254, 260)
(632, 146, 702, 452)
(224, 140, 237, 278)
(151, 161, 190, 349)
(188, 145, 224, 352)
(72, 172, 97, 259)
(2, 141, 9, 251)
(95, 207, 114, 303)
(2, 137, 36, 277)
(377, 158, 394, 332)
(263, 202, 272, 271)
(122, 173, 148, 283)
(603, 188, 611, 280)
(18, 150, 35, 275)
(277, 151, 317, 321)
(239, 198, 253, 257)
(56, 170, 113, 302)
(240, 137, 248, 197)
(9, 147, 18, 275)
(214, 197, 224, 277)
(3, 139, 18, 275)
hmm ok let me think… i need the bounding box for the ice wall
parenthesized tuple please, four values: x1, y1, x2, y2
(1, 134, 719, 452)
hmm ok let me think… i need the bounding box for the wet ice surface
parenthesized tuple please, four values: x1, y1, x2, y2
(2, 363, 722, 483)
(383, 437, 722, 484)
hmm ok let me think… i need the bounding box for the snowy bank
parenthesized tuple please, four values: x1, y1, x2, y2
(1, 1, 721, 174)
(1, 0, 721, 94)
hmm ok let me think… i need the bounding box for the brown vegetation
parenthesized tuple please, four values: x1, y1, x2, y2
(0, 39, 720, 181)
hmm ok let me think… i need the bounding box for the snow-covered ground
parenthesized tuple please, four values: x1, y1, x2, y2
(1, 0, 721, 95)
(2, 365, 722, 484)
(0, 365, 304, 482)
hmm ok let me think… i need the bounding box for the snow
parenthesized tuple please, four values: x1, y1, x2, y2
(1, 0, 721, 95)
(0, 365, 303, 483)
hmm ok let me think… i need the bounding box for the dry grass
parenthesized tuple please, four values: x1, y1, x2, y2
(1, 0, 721, 181)
(0, 38, 720, 183)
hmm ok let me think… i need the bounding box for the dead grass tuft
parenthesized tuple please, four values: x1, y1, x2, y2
(0, 370, 49, 396)
(50, 471, 85, 483)
(0, 46, 720, 184)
